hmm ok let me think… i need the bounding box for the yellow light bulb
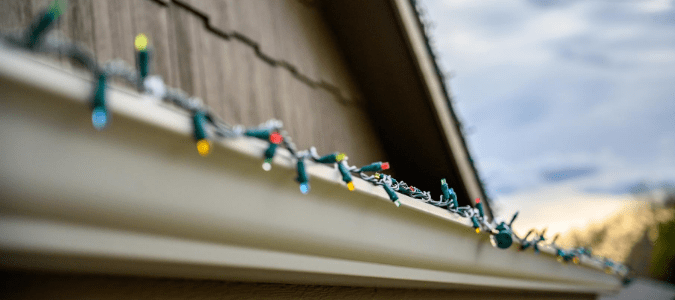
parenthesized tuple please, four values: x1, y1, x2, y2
(336, 153, 346, 162)
(196, 139, 211, 157)
(475, 228, 480, 234)
(347, 181, 355, 191)
(135, 33, 148, 51)
(573, 257, 580, 264)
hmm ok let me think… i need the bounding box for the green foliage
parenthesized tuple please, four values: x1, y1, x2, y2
(649, 216, 675, 284)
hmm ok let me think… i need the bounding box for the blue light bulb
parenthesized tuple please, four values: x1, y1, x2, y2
(300, 182, 310, 194)
(91, 107, 107, 130)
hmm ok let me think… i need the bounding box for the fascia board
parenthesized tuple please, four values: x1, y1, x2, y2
(389, 0, 491, 217)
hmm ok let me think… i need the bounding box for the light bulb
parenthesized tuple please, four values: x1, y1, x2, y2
(300, 182, 310, 194)
(347, 181, 355, 191)
(135, 34, 148, 51)
(394, 200, 401, 207)
(91, 107, 107, 130)
(196, 139, 211, 157)
(262, 161, 272, 171)
(269, 132, 283, 144)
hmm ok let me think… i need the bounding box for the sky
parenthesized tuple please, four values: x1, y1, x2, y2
(420, 0, 675, 235)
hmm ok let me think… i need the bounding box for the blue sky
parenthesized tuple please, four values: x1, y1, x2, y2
(420, 0, 675, 233)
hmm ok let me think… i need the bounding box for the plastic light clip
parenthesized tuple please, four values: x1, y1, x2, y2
(315, 152, 339, 164)
(471, 216, 480, 233)
(359, 161, 389, 173)
(135, 33, 151, 87)
(440, 178, 451, 201)
(193, 111, 211, 157)
(337, 162, 353, 191)
(382, 183, 399, 203)
(296, 158, 310, 194)
(26, 0, 66, 49)
(245, 129, 272, 140)
(264, 143, 278, 161)
(475, 198, 484, 218)
(91, 72, 108, 130)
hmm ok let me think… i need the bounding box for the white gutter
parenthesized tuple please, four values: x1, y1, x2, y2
(0, 47, 620, 293)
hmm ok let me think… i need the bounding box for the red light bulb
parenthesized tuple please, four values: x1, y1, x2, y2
(381, 162, 390, 170)
(269, 132, 283, 144)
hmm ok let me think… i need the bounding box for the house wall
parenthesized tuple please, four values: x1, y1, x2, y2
(0, 0, 386, 167)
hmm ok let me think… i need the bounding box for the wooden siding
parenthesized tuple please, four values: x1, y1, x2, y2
(0, 0, 385, 167)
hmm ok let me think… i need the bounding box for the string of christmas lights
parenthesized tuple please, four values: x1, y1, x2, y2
(0, 0, 629, 279)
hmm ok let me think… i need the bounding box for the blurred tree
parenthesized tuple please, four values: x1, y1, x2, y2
(649, 212, 675, 284)
(624, 184, 675, 283)
(558, 182, 675, 284)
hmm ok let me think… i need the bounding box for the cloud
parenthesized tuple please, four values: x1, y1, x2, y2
(637, 0, 674, 13)
(585, 179, 675, 198)
(420, 0, 675, 227)
(526, 0, 583, 9)
(557, 47, 612, 67)
(542, 167, 598, 182)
